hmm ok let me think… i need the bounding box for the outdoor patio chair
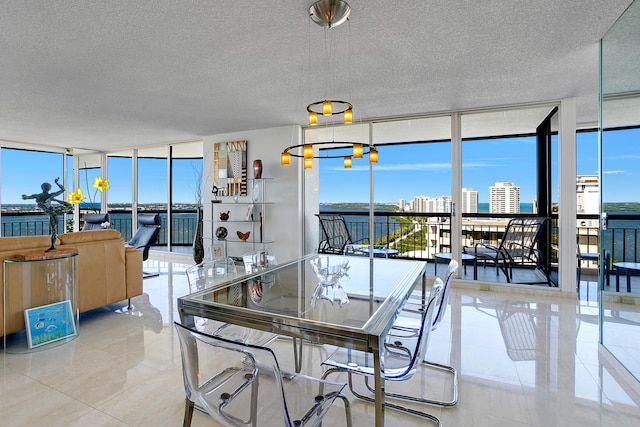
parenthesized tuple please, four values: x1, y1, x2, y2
(316, 213, 364, 255)
(174, 321, 352, 427)
(465, 217, 550, 285)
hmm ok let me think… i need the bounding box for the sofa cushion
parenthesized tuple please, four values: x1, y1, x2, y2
(0, 235, 52, 251)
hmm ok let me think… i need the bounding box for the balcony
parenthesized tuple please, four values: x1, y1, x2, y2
(319, 210, 633, 291)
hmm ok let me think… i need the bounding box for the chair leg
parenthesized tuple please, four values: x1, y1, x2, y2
(360, 360, 457, 408)
(183, 397, 194, 427)
(348, 373, 441, 427)
(322, 368, 441, 426)
(293, 337, 303, 373)
(334, 393, 353, 427)
(419, 360, 458, 407)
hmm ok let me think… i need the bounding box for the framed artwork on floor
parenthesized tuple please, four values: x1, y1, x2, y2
(24, 300, 77, 349)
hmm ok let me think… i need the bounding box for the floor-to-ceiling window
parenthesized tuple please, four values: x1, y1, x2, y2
(1, 147, 66, 236)
(170, 141, 203, 249)
(313, 106, 564, 286)
(107, 153, 133, 240)
(137, 147, 169, 245)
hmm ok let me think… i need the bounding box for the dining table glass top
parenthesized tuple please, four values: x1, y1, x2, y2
(179, 253, 428, 340)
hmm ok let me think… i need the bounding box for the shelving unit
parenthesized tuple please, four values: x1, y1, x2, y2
(210, 178, 273, 257)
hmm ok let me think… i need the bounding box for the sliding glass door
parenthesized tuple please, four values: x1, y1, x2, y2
(600, 0, 640, 381)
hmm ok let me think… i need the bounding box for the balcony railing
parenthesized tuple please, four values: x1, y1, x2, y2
(0, 209, 199, 247)
(321, 210, 603, 278)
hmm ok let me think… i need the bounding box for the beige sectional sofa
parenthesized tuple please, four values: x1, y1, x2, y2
(1, 230, 143, 336)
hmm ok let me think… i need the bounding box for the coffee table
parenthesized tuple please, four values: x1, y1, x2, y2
(435, 252, 477, 279)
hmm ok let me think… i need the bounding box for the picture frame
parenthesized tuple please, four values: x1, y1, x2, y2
(213, 140, 248, 197)
(24, 300, 77, 349)
(211, 243, 225, 260)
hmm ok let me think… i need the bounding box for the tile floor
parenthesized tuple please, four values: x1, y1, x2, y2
(2, 254, 640, 426)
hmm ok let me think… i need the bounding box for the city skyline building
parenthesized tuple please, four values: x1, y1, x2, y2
(576, 175, 599, 214)
(462, 188, 479, 213)
(489, 182, 520, 214)
(409, 195, 452, 213)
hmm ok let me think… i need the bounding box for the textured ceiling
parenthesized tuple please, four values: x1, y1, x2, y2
(0, 0, 634, 151)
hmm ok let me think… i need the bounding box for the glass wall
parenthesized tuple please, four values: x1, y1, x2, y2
(600, 0, 640, 381)
(314, 107, 564, 285)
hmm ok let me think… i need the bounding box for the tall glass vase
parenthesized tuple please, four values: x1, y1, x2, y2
(193, 207, 204, 264)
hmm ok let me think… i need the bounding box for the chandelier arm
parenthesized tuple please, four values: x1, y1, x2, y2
(282, 141, 374, 159)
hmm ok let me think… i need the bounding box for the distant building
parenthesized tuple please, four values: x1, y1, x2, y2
(461, 188, 478, 213)
(399, 199, 407, 212)
(576, 175, 599, 214)
(489, 182, 520, 214)
(411, 195, 451, 213)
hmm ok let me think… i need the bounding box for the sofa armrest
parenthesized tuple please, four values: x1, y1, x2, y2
(125, 246, 143, 299)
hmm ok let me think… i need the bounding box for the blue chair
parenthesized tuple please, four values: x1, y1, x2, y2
(81, 213, 110, 230)
(128, 213, 161, 261)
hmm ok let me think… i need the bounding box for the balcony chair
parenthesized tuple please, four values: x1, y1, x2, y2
(321, 278, 443, 426)
(81, 213, 110, 230)
(127, 213, 161, 278)
(174, 321, 353, 427)
(465, 217, 550, 285)
(389, 259, 459, 407)
(316, 213, 364, 255)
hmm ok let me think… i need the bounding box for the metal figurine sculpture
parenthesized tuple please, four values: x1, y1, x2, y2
(22, 177, 72, 251)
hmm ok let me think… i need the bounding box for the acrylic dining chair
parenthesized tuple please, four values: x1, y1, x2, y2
(174, 321, 353, 427)
(390, 259, 459, 407)
(321, 278, 443, 426)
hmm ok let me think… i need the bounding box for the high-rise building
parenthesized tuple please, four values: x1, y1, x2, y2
(576, 175, 599, 214)
(411, 195, 451, 213)
(462, 188, 478, 213)
(489, 182, 520, 214)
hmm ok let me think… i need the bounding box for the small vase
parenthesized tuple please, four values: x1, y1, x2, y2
(253, 159, 263, 179)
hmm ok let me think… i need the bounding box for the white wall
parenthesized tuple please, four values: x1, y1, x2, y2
(202, 126, 302, 264)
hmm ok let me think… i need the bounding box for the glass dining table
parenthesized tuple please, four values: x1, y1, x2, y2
(177, 253, 428, 427)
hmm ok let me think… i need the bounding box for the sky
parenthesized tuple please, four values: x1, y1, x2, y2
(1, 150, 202, 205)
(318, 129, 627, 205)
(1, 128, 637, 207)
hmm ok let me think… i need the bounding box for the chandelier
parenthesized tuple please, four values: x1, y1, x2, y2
(282, 0, 378, 170)
(281, 141, 378, 170)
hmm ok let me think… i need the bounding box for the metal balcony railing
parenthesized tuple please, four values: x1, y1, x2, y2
(0, 209, 199, 247)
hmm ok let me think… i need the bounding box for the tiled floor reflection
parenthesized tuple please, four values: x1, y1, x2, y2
(2, 257, 640, 426)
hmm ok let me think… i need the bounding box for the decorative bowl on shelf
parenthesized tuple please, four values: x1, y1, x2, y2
(215, 226, 228, 240)
(219, 211, 230, 221)
(237, 231, 250, 241)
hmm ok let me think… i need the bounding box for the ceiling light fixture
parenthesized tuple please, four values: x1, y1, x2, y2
(307, 0, 353, 126)
(280, 141, 378, 169)
(282, 1, 377, 171)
